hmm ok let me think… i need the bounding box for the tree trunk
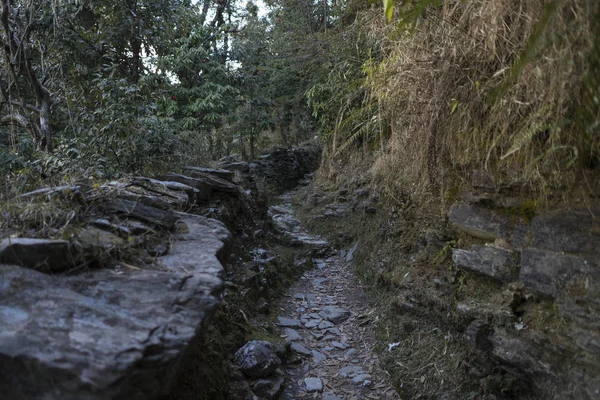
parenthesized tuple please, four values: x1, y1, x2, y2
(250, 128, 255, 159)
(1, 0, 54, 152)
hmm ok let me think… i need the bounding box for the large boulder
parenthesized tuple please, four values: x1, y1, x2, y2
(0, 214, 231, 400)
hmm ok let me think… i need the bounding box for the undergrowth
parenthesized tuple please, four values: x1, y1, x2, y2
(318, 0, 599, 203)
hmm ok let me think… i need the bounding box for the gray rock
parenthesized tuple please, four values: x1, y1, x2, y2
(134, 177, 200, 199)
(322, 392, 343, 400)
(277, 317, 302, 328)
(339, 365, 365, 378)
(452, 245, 518, 282)
(346, 243, 359, 262)
(311, 350, 327, 366)
(320, 306, 351, 324)
(464, 320, 493, 351)
(283, 328, 302, 341)
(269, 205, 294, 215)
(304, 319, 320, 329)
(313, 277, 328, 285)
(19, 185, 83, 199)
(76, 227, 125, 253)
(531, 208, 600, 255)
(160, 172, 237, 195)
(0, 238, 73, 272)
(344, 349, 357, 360)
(448, 204, 510, 241)
(161, 213, 232, 271)
(124, 219, 155, 235)
(109, 198, 179, 229)
(471, 170, 495, 189)
(251, 370, 284, 399)
(331, 341, 348, 349)
(218, 161, 250, 172)
(291, 342, 312, 357)
(0, 215, 229, 400)
(318, 321, 334, 330)
(520, 248, 593, 298)
(488, 329, 555, 379)
(234, 340, 282, 378)
(304, 377, 323, 393)
(352, 374, 372, 384)
(182, 166, 235, 180)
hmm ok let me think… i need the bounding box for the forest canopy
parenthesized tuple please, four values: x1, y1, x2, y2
(0, 0, 598, 199)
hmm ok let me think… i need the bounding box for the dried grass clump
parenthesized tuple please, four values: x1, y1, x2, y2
(344, 0, 599, 200)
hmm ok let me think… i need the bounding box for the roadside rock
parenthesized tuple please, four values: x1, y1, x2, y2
(108, 198, 179, 229)
(283, 328, 302, 341)
(452, 245, 518, 282)
(0, 238, 73, 272)
(234, 340, 282, 378)
(520, 248, 593, 298)
(320, 306, 351, 324)
(277, 317, 302, 328)
(251, 370, 285, 399)
(304, 377, 323, 393)
(531, 208, 600, 255)
(448, 204, 510, 241)
(290, 342, 312, 357)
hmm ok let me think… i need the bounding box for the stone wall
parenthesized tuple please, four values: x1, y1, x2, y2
(449, 171, 600, 399)
(0, 146, 320, 400)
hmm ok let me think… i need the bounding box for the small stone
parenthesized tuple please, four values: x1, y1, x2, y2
(277, 317, 302, 328)
(322, 393, 343, 400)
(339, 366, 364, 378)
(234, 340, 282, 378)
(320, 306, 351, 324)
(352, 374, 372, 384)
(344, 349, 357, 360)
(283, 328, 302, 341)
(318, 321, 334, 330)
(294, 293, 306, 300)
(311, 350, 327, 366)
(331, 341, 348, 350)
(313, 277, 329, 285)
(304, 377, 323, 393)
(304, 319, 320, 329)
(252, 372, 285, 399)
(291, 342, 312, 357)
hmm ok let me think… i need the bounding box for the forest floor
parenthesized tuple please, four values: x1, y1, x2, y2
(252, 190, 401, 400)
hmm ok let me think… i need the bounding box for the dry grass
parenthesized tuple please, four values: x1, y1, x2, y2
(326, 0, 599, 202)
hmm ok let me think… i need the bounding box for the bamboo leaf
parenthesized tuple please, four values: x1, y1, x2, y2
(383, 0, 394, 21)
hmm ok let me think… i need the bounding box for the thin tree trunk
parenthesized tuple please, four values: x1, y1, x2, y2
(1, 0, 54, 151)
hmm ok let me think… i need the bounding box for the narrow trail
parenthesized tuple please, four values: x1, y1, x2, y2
(261, 189, 401, 400)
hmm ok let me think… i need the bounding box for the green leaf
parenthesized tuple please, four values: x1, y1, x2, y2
(383, 0, 394, 21)
(450, 99, 459, 114)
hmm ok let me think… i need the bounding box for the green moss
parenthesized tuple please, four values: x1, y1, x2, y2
(505, 198, 539, 222)
(444, 182, 461, 204)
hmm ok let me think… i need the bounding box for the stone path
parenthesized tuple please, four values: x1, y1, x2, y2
(267, 192, 401, 400)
